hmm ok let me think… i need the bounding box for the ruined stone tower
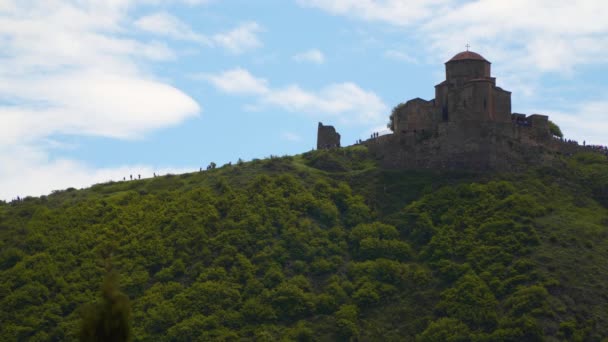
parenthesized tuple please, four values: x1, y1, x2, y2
(317, 122, 341, 150)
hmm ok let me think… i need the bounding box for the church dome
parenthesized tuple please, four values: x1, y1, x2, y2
(447, 51, 488, 63)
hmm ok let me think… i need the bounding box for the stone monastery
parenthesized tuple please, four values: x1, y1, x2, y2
(318, 50, 592, 170)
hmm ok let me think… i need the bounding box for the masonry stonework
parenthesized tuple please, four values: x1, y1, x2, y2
(322, 51, 604, 171)
(317, 122, 341, 150)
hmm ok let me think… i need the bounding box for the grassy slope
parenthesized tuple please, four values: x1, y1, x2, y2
(1, 146, 607, 341)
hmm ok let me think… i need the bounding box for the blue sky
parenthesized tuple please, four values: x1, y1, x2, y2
(1, 0, 608, 200)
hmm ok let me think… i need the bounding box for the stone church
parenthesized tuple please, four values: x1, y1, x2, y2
(391, 50, 514, 133)
(318, 50, 591, 171)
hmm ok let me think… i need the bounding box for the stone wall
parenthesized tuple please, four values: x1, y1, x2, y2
(493, 88, 512, 122)
(341, 51, 606, 172)
(361, 116, 601, 172)
(317, 122, 341, 150)
(394, 98, 436, 133)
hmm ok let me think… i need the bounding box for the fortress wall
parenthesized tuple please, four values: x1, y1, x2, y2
(494, 88, 512, 122)
(435, 82, 448, 115)
(550, 139, 588, 155)
(366, 120, 576, 172)
(398, 99, 436, 132)
(528, 115, 550, 140)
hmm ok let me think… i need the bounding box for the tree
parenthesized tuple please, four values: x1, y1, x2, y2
(79, 273, 131, 342)
(387, 103, 406, 132)
(335, 304, 359, 340)
(548, 120, 563, 138)
(435, 272, 498, 329)
(417, 318, 470, 342)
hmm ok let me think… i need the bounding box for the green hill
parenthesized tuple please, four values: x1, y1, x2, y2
(1, 146, 607, 341)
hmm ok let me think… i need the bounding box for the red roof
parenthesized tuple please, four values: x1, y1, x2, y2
(447, 51, 488, 63)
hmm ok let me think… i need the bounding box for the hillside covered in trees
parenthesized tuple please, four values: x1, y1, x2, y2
(1, 146, 608, 341)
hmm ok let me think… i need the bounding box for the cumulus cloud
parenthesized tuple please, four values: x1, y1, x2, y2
(0, 0, 201, 200)
(420, 0, 608, 73)
(263, 83, 386, 123)
(202, 68, 387, 124)
(212, 22, 263, 54)
(134, 13, 263, 54)
(0, 1, 201, 141)
(544, 100, 608, 146)
(0, 72, 199, 144)
(134, 12, 210, 43)
(298, 0, 608, 139)
(293, 49, 325, 64)
(197, 68, 270, 95)
(298, 0, 608, 73)
(296, 0, 449, 26)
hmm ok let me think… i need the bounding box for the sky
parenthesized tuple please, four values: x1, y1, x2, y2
(1, 0, 608, 200)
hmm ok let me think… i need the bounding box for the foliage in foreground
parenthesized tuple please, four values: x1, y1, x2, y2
(79, 272, 131, 342)
(1, 148, 607, 341)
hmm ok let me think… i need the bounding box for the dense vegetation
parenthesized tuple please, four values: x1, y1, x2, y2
(1, 146, 607, 341)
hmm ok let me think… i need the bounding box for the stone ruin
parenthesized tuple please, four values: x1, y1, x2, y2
(317, 122, 341, 150)
(317, 50, 602, 171)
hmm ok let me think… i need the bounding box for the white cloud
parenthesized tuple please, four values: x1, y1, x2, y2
(0, 1, 200, 143)
(297, 0, 450, 26)
(0, 143, 195, 201)
(197, 68, 270, 95)
(203, 68, 387, 124)
(212, 22, 263, 54)
(134, 13, 263, 54)
(0, 0, 201, 200)
(544, 100, 608, 146)
(264, 83, 386, 123)
(298, 0, 608, 74)
(180, 0, 213, 4)
(298, 0, 608, 143)
(134, 12, 210, 44)
(293, 49, 325, 64)
(0, 71, 200, 143)
(420, 1, 608, 73)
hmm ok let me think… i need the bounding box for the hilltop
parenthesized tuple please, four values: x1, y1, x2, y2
(319, 51, 607, 172)
(1, 146, 608, 341)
